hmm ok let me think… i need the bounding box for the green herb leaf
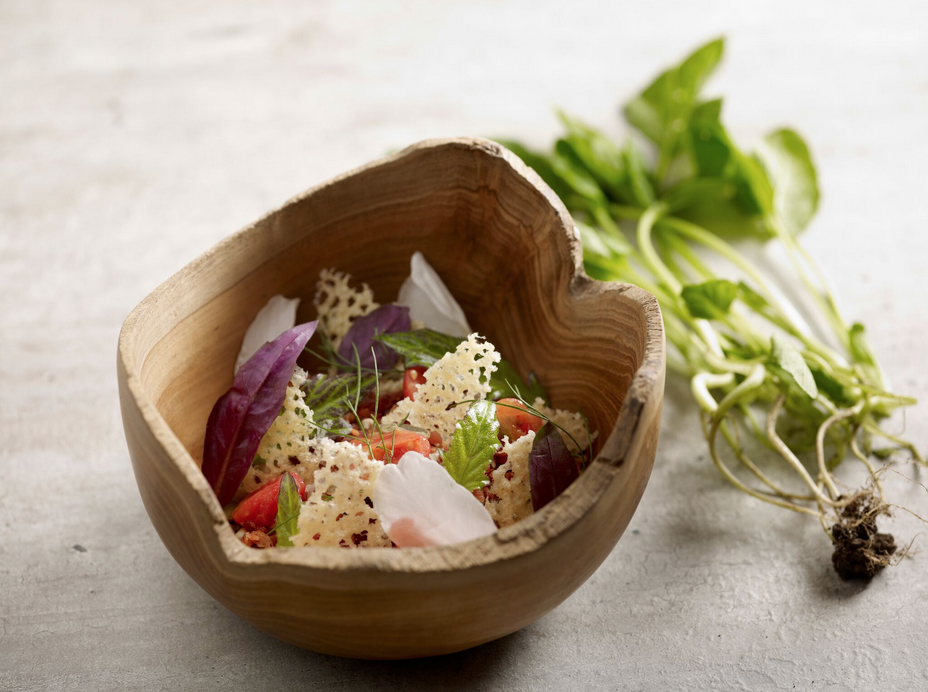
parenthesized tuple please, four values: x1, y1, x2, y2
(374, 329, 462, 368)
(301, 372, 376, 432)
(848, 322, 876, 368)
(273, 473, 302, 547)
(811, 365, 856, 408)
(556, 112, 626, 198)
(770, 335, 818, 399)
(755, 129, 819, 236)
(551, 141, 608, 205)
(621, 140, 656, 207)
(623, 38, 725, 153)
(489, 360, 548, 402)
(687, 99, 733, 176)
(681, 279, 739, 319)
(442, 400, 500, 491)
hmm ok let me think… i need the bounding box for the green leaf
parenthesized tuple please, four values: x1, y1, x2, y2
(681, 279, 739, 319)
(736, 281, 769, 311)
(273, 473, 302, 547)
(620, 140, 656, 207)
(732, 153, 774, 218)
(490, 360, 548, 402)
(552, 140, 608, 204)
(374, 329, 462, 368)
(687, 99, 734, 176)
(770, 335, 818, 399)
(301, 372, 376, 432)
(556, 112, 626, 198)
(848, 322, 879, 373)
(811, 365, 856, 408)
(755, 129, 819, 236)
(442, 400, 500, 491)
(623, 38, 725, 152)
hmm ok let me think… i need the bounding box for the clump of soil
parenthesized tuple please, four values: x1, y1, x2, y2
(831, 493, 896, 580)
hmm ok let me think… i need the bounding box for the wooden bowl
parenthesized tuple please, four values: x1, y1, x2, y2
(117, 137, 665, 659)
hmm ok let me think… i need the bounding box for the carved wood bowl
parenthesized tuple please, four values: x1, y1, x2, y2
(117, 137, 665, 659)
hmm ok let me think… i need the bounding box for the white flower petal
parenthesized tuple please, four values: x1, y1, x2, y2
(372, 452, 497, 547)
(396, 251, 472, 337)
(234, 295, 300, 374)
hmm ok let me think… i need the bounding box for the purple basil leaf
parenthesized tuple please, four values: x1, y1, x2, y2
(529, 423, 580, 512)
(202, 321, 318, 505)
(337, 304, 411, 369)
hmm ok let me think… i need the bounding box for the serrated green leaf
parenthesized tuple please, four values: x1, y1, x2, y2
(755, 128, 819, 236)
(442, 401, 500, 491)
(489, 360, 548, 403)
(273, 473, 302, 547)
(681, 279, 739, 319)
(374, 329, 462, 368)
(770, 335, 818, 399)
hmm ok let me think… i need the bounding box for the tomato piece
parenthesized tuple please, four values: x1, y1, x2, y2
(348, 428, 431, 462)
(496, 397, 544, 441)
(231, 472, 307, 530)
(403, 366, 428, 400)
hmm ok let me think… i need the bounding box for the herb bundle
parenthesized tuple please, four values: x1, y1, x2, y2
(501, 38, 921, 578)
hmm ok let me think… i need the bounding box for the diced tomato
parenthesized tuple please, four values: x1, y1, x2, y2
(403, 366, 428, 400)
(348, 428, 431, 462)
(231, 472, 307, 530)
(496, 397, 544, 441)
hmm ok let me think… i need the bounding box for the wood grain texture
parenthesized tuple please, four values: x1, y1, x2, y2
(116, 137, 665, 659)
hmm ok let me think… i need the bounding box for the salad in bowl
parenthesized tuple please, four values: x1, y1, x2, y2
(203, 251, 594, 550)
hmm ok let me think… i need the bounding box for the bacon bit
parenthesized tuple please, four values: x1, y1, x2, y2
(336, 512, 347, 521)
(312, 533, 321, 541)
(349, 464, 356, 470)
(364, 496, 374, 508)
(308, 446, 316, 454)
(492, 450, 508, 469)
(351, 530, 369, 546)
(472, 487, 486, 502)
(330, 465, 339, 473)
(318, 460, 326, 468)
(355, 511, 364, 517)
(242, 530, 276, 549)
(359, 472, 370, 481)
(485, 492, 501, 503)
(369, 518, 377, 525)
(428, 430, 443, 447)
(505, 469, 514, 481)
(339, 539, 349, 548)
(288, 455, 299, 466)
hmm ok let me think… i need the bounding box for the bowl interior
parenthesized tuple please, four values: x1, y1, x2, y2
(138, 140, 650, 469)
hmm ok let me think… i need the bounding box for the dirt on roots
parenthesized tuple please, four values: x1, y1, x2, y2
(830, 492, 896, 580)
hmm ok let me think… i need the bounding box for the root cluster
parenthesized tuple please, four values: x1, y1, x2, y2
(830, 491, 896, 580)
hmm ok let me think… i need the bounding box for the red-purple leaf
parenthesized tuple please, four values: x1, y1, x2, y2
(337, 304, 411, 369)
(202, 321, 317, 505)
(529, 424, 580, 512)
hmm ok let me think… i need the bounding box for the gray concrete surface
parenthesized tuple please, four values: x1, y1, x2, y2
(2, 1, 927, 690)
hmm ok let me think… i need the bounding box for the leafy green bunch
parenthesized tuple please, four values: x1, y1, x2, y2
(501, 38, 921, 577)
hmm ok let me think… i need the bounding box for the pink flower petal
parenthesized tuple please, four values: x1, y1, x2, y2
(372, 452, 497, 547)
